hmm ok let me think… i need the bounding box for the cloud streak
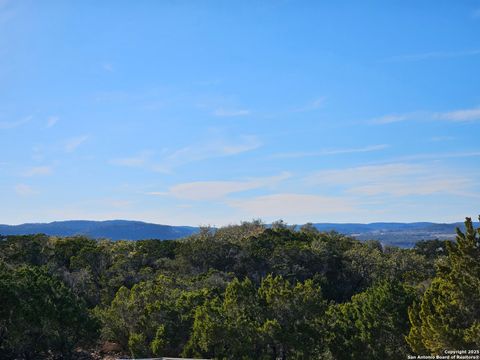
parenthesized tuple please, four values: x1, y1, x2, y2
(0, 115, 32, 129)
(293, 97, 326, 112)
(65, 135, 89, 152)
(23, 166, 52, 177)
(434, 107, 480, 122)
(390, 151, 480, 162)
(110, 151, 152, 167)
(213, 108, 251, 117)
(111, 135, 262, 173)
(152, 135, 262, 173)
(271, 144, 388, 159)
(229, 193, 355, 220)
(368, 106, 480, 125)
(384, 49, 480, 62)
(150, 172, 291, 201)
(46, 116, 59, 128)
(367, 114, 412, 125)
(14, 184, 35, 196)
(307, 163, 474, 198)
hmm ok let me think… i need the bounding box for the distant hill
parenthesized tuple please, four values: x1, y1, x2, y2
(0, 220, 198, 240)
(311, 222, 467, 247)
(0, 220, 474, 246)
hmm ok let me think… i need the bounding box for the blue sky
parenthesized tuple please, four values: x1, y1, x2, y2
(1, 0, 480, 225)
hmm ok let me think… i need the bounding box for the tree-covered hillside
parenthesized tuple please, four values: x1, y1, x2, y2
(0, 218, 478, 359)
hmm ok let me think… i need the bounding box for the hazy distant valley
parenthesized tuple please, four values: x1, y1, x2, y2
(0, 219, 467, 246)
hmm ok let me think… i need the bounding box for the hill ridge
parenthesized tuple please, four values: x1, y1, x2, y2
(0, 219, 475, 245)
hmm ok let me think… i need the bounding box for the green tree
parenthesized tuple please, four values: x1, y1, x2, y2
(0, 234, 50, 266)
(258, 275, 327, 359)
(97, 274, 207, 358)
(176, 226, 242, 275)
(0, 264, 98, 359)
(185, 277, 262, 359)
(185, 275, 326, 359)
(407, 217, 480, 354)
(413, 239, 451, 260)
(327, 280, 415, 360)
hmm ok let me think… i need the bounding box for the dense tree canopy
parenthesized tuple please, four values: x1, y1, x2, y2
(327, 280, 415, 359)
(0, 217, 477, 359)
(0, 263, 98, 359)
(407, 217, 480, 354)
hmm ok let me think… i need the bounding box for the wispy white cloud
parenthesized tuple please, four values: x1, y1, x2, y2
(229, 193, 354, 219)
(384, 49, 480, 62)
(271, 144, 388, 159)
(0, 115, 32, 129)
(110, 151, 153, 167)
(152, 135, 262, 173)
(107, 199, 132, 208)
(111, 135, 262, 173)
(65, 135, 89, 152)
(150, 172, 291, 201)
(391, 151, 480, 162)
(176, 204, 193, 209)
(159, 181, 250, 200)
(213, 108, 251, 117)
(367, 114, 411, 125)
(293, 96, 326, 112)
(429, 136, 455, 142)
(308, 163, 473, 198)
(46, 116, 59, 128)
(23, 166, 52, 177)
(31, 146, 45, 162)
(220, 135, 261, 155)
(14, 183, 35, 196)
(308, 163, 419, 185)
(434, 107, 480, 122)
(348, 178, 469, 197)
(368, 106, 480, 125)
(146, 191, 169, 196)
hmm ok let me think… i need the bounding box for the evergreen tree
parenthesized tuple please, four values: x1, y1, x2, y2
(407, 217, 480, 354)
(327, 280, 414, 360)
(185, 275, 326, 359)
(0, 264, 98, 359)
